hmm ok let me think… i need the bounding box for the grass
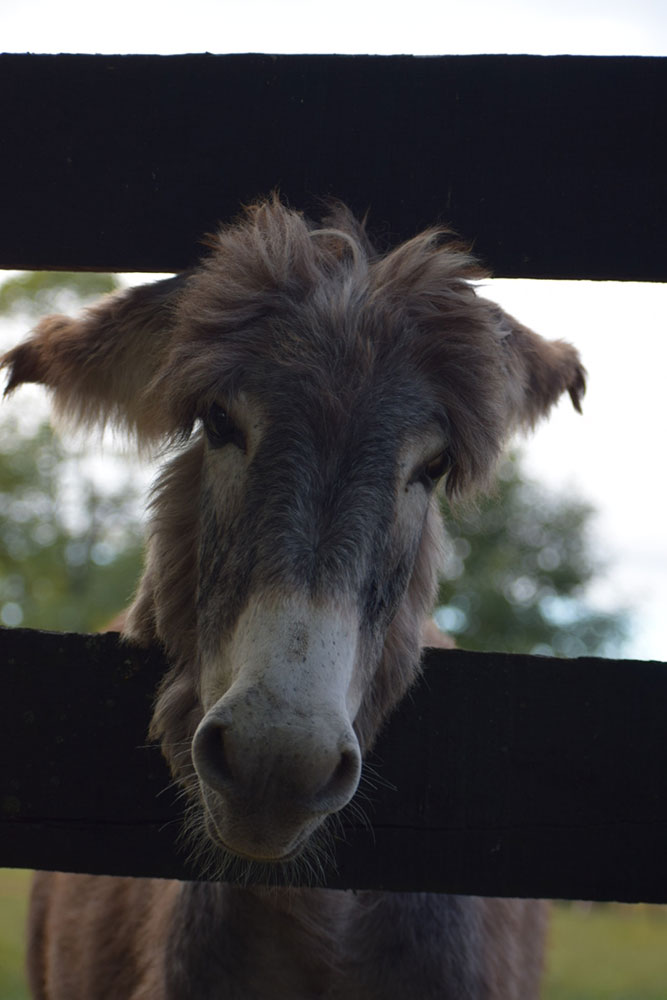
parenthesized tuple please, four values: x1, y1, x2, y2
(0, 870, 30, 1000)
(0, 871, 666, 999)
(544, 902, 667, 1000)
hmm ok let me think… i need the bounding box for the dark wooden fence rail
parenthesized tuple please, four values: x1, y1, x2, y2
(1, 54, 666, 902)
(2, 628, 667, 902)
(1, 53, 666, 279)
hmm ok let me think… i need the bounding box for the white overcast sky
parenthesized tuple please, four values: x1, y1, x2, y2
(1, 0, 666, 659)
(1, 0, 667, 56)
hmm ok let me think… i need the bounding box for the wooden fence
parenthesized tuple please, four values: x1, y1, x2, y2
(1, 53, 666, 902)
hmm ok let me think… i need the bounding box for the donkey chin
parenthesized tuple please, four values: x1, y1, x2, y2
(187, 769, 361, 883)
(198, 789, 325, 864)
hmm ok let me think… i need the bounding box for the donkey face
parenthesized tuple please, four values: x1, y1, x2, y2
(172, 325, 455, 861)
(2, 197, 585, 869)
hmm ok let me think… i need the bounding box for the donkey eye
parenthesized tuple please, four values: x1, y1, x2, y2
(203, 403, 242, 450)
(415, 450, 452, 488)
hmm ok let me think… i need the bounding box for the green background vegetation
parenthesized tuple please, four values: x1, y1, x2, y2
(1, 273, 662, 997)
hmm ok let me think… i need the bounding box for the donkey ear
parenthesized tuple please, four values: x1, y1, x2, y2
(1, 274, 188, 441)
(488, 303, 586, 430)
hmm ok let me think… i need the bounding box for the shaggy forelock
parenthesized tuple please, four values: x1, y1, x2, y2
(147, 197, 506, 499)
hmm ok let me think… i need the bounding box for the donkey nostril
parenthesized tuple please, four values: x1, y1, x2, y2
(315, 745, 361, 811)
(333, 748, 359, 787)
(193, 718, 235, 793)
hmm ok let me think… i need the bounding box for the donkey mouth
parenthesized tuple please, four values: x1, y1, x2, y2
(202, 804, 313, 864)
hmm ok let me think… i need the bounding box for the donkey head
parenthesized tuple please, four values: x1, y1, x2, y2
(2, 197, 585, 870)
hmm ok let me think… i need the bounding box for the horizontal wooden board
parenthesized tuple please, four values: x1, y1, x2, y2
(0, 54, 665, 279)
(1, 626, 666, 902)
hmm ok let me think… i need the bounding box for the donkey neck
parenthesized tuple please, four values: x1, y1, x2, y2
(166, 884, 356, 998)
(166, 883, 488, 999)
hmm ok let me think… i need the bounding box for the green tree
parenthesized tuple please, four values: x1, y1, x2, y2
(436, 455, 627, 657)
(0, 416, 143, 632)
(0, 271, 118, 319)
(0, 271, 144, 633)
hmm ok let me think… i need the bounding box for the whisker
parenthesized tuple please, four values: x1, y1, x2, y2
(359, 759, 397, 793)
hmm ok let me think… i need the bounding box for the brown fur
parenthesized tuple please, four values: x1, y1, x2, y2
(4, 196, 584, 998)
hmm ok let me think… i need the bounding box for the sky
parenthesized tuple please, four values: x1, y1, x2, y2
(1, 0, 666, 660)
(1, 0, 667, 56)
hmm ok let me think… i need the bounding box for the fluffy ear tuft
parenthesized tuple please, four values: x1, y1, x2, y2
(490, 305, 587, 431)
(1, 274, 188, 442)
(2, 336, 50, 396)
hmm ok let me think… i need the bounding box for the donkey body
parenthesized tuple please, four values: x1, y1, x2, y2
(3, 199, 584, 999)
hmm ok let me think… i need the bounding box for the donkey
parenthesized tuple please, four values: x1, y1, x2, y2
(3, 197, 585, 999)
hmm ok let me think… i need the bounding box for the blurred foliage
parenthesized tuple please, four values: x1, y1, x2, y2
(0, 271, 117, 319)
(437, 456, 628, 657)
(0, 271, 143, 633)
(0, 417, 143, 632)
